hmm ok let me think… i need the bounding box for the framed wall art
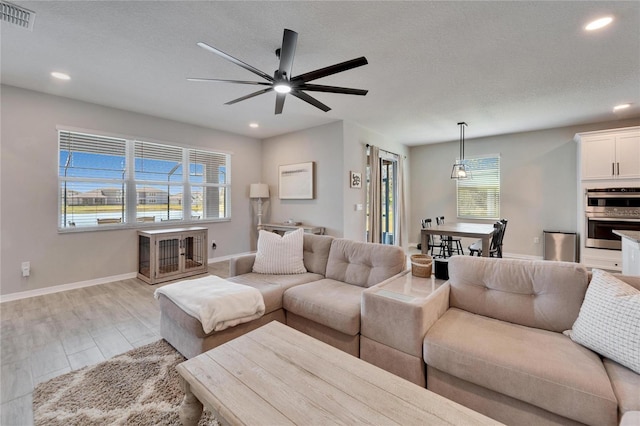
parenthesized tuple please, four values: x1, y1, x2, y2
(279, 161, 314, 199)
(350, 171, 362, 188)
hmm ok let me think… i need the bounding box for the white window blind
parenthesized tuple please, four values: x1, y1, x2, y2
(134, 141, 185, 221)
(58, 129, 231, 230)
(59, 131, 126, 179)
(189, 149, 230, 219)
(135, 141, 183, 182)
(456, 155, 500, 219)
(59, 131, 127, 228)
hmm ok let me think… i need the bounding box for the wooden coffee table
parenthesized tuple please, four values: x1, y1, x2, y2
(177, 321, 502, 425)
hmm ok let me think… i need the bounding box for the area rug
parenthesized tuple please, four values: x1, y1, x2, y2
(33, 339, 219, 426)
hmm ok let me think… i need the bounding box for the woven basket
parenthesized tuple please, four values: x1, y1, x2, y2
(410, 254, 433, 278)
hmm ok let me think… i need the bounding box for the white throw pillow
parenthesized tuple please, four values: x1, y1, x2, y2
(567, 269, 640, 374)
(252, 228, 307, 275)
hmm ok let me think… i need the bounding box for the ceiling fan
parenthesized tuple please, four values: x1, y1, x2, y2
(187, 29, 368, 114)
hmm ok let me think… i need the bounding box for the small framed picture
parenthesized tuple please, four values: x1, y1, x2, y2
(350, 171, 362, 188)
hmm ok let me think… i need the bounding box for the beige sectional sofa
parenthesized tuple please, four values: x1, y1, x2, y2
(159, 237, 638, 426)
(421, 256, 640, 426)
(158, 233, 406, 359)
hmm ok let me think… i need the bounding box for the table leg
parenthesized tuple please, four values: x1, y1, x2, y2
(481, 237, 490, 257)
(179, 378, 203, 426)
(421, 231, 428, 254)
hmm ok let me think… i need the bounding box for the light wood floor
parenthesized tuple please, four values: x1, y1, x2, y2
(0, 262, 230, 426)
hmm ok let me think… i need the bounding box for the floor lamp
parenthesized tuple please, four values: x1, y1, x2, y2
(250, 183, 269, 230)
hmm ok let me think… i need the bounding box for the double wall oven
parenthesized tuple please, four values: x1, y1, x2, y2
(585, 188, 640, 250)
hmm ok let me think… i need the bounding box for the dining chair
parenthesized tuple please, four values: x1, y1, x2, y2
(417, 219, 426, 251)
(495, 219, 508, 257)
(436, 216, 463, 257)
(422, 218, 442, 257)
(468, 219, 507, 257)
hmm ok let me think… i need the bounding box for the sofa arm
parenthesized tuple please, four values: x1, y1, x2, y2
(422, 282, 451, 334)
(362, 276, 450, 357)
(229, 254, 256, 277)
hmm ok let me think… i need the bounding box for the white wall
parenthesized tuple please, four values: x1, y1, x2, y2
(1, 85, 262, 296)
(260, 122, 344, 239)
(342, 122, 410, 246)
(260, 120, 410, 249)
(409, 118, 640, 258)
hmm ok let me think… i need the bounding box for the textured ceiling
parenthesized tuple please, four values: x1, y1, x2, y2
(2, 1, 639, 145)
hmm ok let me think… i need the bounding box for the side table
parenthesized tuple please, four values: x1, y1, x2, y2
(361, 270, 447, 386)
(260, 223, 325, 235)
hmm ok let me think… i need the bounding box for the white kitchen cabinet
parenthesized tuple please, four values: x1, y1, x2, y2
(578, 128, 640, 180)
(138, 227, 208, 284)
(616, 133, 640, 179)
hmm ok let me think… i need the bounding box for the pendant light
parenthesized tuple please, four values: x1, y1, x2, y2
(451, 121, 471, 180)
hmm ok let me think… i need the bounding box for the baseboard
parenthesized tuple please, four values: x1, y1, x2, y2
(0, 272, 137, 303)
(2, 251, 257, 303)
(503, 252, 544, 261)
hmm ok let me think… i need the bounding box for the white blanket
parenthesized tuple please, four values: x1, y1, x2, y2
(154, 275, 265, 334)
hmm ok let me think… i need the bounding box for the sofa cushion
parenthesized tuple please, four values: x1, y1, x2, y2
(227, 272, 323, 312)
(423, 308, 617, 426)
(568, 269, 640, 374)
(283, 279, 364, 335)
(303, 233, 334, 276)
(447, 256, 588, 332)
(325, 239, 405, 288)
(253, 228, 306, 274)
(604, 358, 640, 415)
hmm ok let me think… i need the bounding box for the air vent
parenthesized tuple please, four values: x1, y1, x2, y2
(1, 1, 35, 31)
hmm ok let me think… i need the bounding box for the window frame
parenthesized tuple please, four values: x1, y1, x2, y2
(456, 154, 501, 220)
(58, 127, 231, 232)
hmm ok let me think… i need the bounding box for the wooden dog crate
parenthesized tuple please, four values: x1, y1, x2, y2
(138, 227, 208, 284)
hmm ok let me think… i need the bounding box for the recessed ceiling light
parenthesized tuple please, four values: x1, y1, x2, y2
(249, 123, 259, 128)
(585, 16, 613, 31)
(613, 103, 631, 112)
(51, 71, 71, 80)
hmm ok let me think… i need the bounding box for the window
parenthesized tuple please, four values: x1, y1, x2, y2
(59, 130, 230, 230)
(456, 155, 500, 219)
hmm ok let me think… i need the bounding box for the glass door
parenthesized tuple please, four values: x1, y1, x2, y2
(380, 157, 397, 245)
(366, 147, 399, 245)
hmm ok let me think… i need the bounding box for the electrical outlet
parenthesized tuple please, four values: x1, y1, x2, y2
(21, 261, 30, 277)
(533, 237, 540, 244)
(211, 240, 217, 250)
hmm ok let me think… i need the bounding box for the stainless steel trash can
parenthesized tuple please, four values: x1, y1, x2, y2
(543, 231, 578, 262)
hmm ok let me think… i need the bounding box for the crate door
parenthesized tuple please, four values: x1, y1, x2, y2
(181, 231, 207, 274)
(155, 235, 182, 280)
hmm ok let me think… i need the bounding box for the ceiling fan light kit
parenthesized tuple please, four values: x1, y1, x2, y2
(188, 29, 368, 114)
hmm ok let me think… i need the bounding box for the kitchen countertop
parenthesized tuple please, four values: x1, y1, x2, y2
(613, 230, 640, 243)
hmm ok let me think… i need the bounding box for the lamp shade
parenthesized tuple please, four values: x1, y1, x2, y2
(451, 163, 471, 179)
(250, 183, 269, 198)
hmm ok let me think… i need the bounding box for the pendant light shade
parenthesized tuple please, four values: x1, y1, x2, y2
(451, 121, 471, 180)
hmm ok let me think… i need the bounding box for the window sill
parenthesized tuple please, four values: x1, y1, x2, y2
(58, 218, 231, 234)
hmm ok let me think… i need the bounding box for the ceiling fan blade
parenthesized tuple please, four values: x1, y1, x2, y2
(187, 78, 271, 86)
(196, 42, 274, 82)
(291, 90, 331, 112)
(299, 84, 368, 96)
(278, 29, 298, 80)
(291, 57, 368, 84)
(275, 93, 286, 115)
(225, 88, 273, 105)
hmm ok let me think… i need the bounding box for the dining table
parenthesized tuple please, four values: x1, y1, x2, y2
(421, 222, 497, 257)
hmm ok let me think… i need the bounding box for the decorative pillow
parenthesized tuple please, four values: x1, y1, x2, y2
(566, 269, 640, 374)
(252, 228, 307, 275)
